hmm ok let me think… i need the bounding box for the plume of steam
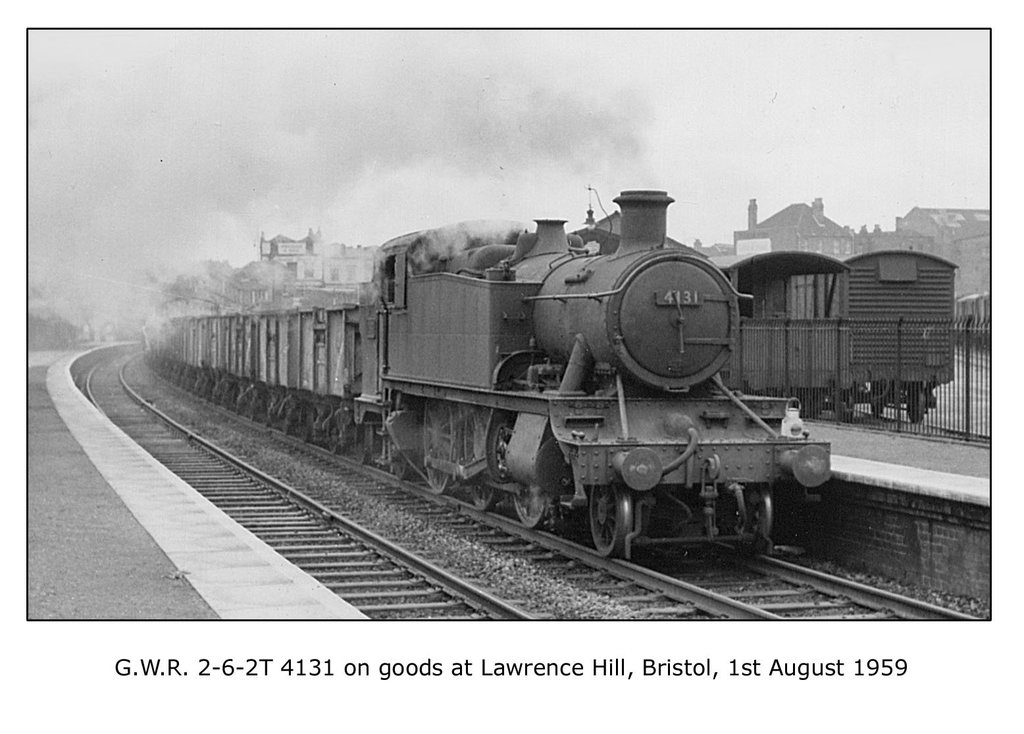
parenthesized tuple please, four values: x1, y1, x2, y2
(377, 220, 531, 277)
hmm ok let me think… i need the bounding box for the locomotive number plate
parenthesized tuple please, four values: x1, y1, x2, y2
(654, 289, 700, 306)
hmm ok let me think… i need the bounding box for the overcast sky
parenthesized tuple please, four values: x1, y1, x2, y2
(28, 29, 989, 325)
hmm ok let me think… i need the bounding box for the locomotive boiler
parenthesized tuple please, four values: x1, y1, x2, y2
(356, 190, 831, 557)
(155, 189, 832, 558)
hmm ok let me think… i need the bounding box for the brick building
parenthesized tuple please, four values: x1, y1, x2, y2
(853, 224, 935, 256)
(895, 207, 990, 297)
(734, 198, 855, 257)
(321, 242, 375, 287)
(259, 228, 375, 290)
(259, 228, 322, 284)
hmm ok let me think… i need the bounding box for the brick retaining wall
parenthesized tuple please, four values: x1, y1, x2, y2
(777, 482, 990, 599)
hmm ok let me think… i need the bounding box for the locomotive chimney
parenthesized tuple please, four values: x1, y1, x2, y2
(613, 190, 674, 254)
(532, 219, 570, 256)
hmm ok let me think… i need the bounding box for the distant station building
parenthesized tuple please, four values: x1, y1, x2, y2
(733, 198, 855, 258)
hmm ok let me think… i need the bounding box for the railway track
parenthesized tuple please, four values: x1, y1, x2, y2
(79, 348, 532, 620)
(454, 507, 976, 620)
(114, 348, 977, 621)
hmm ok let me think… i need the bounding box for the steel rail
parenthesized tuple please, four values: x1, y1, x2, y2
(114, 354, 533, 621)
(83, 362, 100, 407)
(142, 352, 981, 622)
(737, 553, 979, 621)
(210, 422, 770, 619)
(458, 508, 780, 620)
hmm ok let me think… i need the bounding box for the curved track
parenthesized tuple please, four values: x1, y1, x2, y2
(131, 349, 977, 621)
(79, 348, 532, 620)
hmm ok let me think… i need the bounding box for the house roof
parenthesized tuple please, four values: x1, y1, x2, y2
(907, 207, 990, 225)
(901, 207, 990, 244)
(695, 243, 736, 257)
(755, 203, 851, 237)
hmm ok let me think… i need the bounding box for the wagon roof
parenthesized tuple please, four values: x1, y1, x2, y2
(711, 251, 849, 277)
(843, 249, 958, 270)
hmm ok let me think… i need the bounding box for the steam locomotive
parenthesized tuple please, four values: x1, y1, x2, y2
(154, 190, 831, 558)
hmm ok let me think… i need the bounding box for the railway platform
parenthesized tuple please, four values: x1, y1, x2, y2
(799, 420, 989, 599)
(27, 349, 366, 620)
(28, 347, 990, 617)
(806, 421, 989, 507)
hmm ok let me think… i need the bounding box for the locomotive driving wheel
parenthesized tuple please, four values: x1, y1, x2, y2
(469, 484, 498, 511)
(514, 485, 549, 528)
(461, 409, 494, 510)
(474, 413, 514, 512)
(485, 414, 515, 483)
(327, 411, 350, 455)
(423, 402, 455, 495)
(589, 484, 634, 558)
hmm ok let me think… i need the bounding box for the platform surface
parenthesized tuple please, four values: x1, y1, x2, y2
(807, 421, 990, 506)
(28, 349, 366, 620)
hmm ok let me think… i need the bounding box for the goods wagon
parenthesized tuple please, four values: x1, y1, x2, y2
(713, 249, 956, 423)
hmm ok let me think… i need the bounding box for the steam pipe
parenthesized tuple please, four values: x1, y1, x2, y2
(661, 427, 700, 477)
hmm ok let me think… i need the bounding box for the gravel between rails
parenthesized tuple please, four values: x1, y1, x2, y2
(126, 361, 640, 620)
(126, 358, 991, 620)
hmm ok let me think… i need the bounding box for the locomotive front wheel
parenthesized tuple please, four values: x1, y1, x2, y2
(514, 485, 550, 528)
(748, 488, 774, 554)
(589, 485, 633, 558)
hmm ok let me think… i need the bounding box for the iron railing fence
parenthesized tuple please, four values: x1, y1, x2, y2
(725, 317, 990, 443)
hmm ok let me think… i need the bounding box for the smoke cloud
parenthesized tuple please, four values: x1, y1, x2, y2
(29, 31, 651, 333)
(28, 30, 989, 338)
